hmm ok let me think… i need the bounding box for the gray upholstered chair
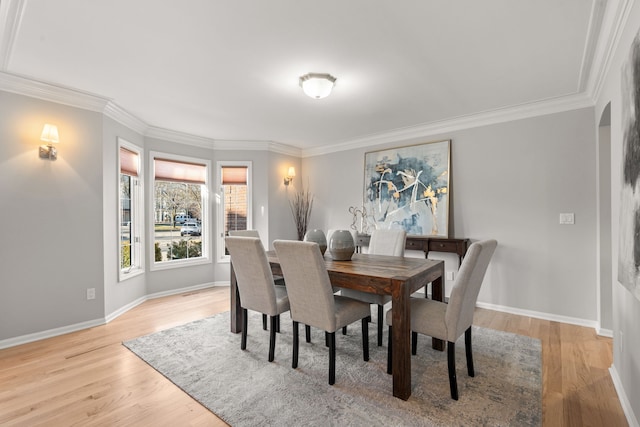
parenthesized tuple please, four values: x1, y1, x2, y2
(273, 239, 371, 385)
(225, 236, 291, 362)
(229, 229, 285, 330)
(386, 239, 497, 400)
(341, 229, 407, 345)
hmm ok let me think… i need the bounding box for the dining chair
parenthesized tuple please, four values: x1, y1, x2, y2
(225, 236, 291, 362)
(273, 239, 371, 385)
(229, 229, 285, 331)
(341, 229, 407, 346)
(385, 239, 497, 400)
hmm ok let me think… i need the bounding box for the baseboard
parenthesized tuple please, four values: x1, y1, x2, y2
(596, 327, 614, 338)
(609, 365, 640, 427)
(475, 301, 598, 329)
(0, 317, 106, 350)
(0, 282, 223, 350)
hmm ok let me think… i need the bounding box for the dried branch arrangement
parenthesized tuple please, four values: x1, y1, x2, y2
(289, 187, 313, 240)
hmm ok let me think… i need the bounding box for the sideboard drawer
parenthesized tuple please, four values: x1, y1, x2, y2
(405, 239, 425, 251)
(428, 240, 459, 252)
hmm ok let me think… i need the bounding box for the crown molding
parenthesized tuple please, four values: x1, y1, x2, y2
(588, 0, 635, 101)
(0, 70, 110, 111)
(578, 0, 608, 92)
(0, 0, 26, 70)
(302, 92, 595, 158)
(145, 126, 216, 149)
(103, 102, 148, 134)
(213, 139, 302, 156)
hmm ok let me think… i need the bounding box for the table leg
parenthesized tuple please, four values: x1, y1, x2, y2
(391, 277, 412, 400)
(230, 262, 242, 333)
(431, 272, 445, 351)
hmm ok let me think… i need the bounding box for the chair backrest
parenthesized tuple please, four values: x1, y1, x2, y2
(369, 229, 407, 256)
(225, 236, 280, 316)
(229, 229, 260, 238)
(445, 239, 497, 341)
(273, 240, 338, 331)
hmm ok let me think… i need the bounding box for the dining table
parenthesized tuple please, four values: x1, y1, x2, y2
(229, 251, 445, 401)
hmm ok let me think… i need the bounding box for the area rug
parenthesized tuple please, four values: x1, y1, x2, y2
(123, 311, 541, 426)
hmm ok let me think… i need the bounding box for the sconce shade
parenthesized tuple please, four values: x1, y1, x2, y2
(40, 124, 59, 143)
(287, 167, 296, 178)
(299, 73, 336, 99)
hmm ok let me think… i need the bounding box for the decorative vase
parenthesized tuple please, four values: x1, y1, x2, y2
(304, 229, 327, 255)
(329, 230, 355, 261)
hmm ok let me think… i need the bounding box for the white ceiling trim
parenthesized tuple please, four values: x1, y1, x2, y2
(302, 93, 595, 158)
(578, 0, 608, 92)
(145, 126, 216, 150)
(213, 140, 301, 157)
(103, 102, 148, 134)
(0, 0, 26, 70)
(0, 70, 109, 111)
(587, 0, 635, 101)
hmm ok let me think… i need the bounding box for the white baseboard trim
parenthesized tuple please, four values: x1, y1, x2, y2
(0, 317, 106, 350)
(475, 301, 598, 329)
(0, 282, 223, 350)
(609, 365, 640, 427)
(596, 327, 614, 338)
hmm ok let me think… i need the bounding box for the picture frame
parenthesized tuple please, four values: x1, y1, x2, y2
(363, 139, 451, 237)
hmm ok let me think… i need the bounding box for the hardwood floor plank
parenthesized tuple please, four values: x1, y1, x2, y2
(0, 288, 628, 426)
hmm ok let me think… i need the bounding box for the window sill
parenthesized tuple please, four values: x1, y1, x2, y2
(119, 267, 145, 282)
(150, 256, 211, 271)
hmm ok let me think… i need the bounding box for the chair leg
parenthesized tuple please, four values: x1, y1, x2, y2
(447, 341, 459, 400)
(241, 308, 248, 350)
(377, 305, 384, 346)
(305, 324, 311, 343)
(361, 318, 369, 361)
(387, 326, 392, 374)
(342, 326, 347, 335)
(276, 314, 281, 333)
(328, 332, 336, 385)
(262, 313, 267, 330)
(325, 331, 329, 347)
(465, 327, 475, 377)
(292, 321, 299, 369)
(268, 316, 277, 362)
(411, 331, 418, 355)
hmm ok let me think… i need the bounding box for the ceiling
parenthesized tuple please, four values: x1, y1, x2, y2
(0, 1, 609, 152)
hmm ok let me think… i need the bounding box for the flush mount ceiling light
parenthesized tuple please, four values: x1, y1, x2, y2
(299, 73, 336, 99)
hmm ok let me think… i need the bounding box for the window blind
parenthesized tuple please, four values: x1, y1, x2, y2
(154, 158, 206, 184)
(222, 166, 247, 185)
(119, 147, 139, 177)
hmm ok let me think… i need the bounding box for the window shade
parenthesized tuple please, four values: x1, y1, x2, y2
(154, 158, 206, 184)
(120, 147, 139, 177)
(222, 166, 247, 185)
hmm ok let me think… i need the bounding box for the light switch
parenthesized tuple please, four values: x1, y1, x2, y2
(559, 213, 574, 225)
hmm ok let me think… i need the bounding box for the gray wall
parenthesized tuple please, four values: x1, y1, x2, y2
(0, 91, 105, 339)
(304, 108, 598, 321)
(595, 1, 640, 421)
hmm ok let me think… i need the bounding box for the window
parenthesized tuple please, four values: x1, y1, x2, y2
(118, 139, 144, 280)
(216, 162, 252, 261)
(151, 152, 210, 269)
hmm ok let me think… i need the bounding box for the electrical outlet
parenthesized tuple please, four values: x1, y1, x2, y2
(87, 288, 96, 300)
(559, 213, 575, 224)
(446, 271, 454, 281)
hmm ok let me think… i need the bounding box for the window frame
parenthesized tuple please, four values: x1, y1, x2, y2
(118, 138, 144, 281)
(150, 151, 211, 271)
(216, 161, 252, 263)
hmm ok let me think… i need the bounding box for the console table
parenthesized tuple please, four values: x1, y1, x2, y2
(355, 234, 470, 264)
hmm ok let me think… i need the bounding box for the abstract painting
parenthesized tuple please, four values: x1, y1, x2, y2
(363, 140, 450, 237)
(619, 32, 640, 302)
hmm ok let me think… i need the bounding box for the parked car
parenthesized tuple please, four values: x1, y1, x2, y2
(180, 222, 201, 236)
(175, 214, 192, 224)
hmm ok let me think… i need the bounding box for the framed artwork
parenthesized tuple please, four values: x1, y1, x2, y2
(619, 31, 640, 302)
(363, 140, 451, 237)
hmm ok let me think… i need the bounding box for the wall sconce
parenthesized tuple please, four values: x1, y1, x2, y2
(284, 166, 296, 186)
(39, 124, 59, 160)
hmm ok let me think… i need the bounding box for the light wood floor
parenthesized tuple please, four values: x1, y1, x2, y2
(0, 287, 628, 426)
